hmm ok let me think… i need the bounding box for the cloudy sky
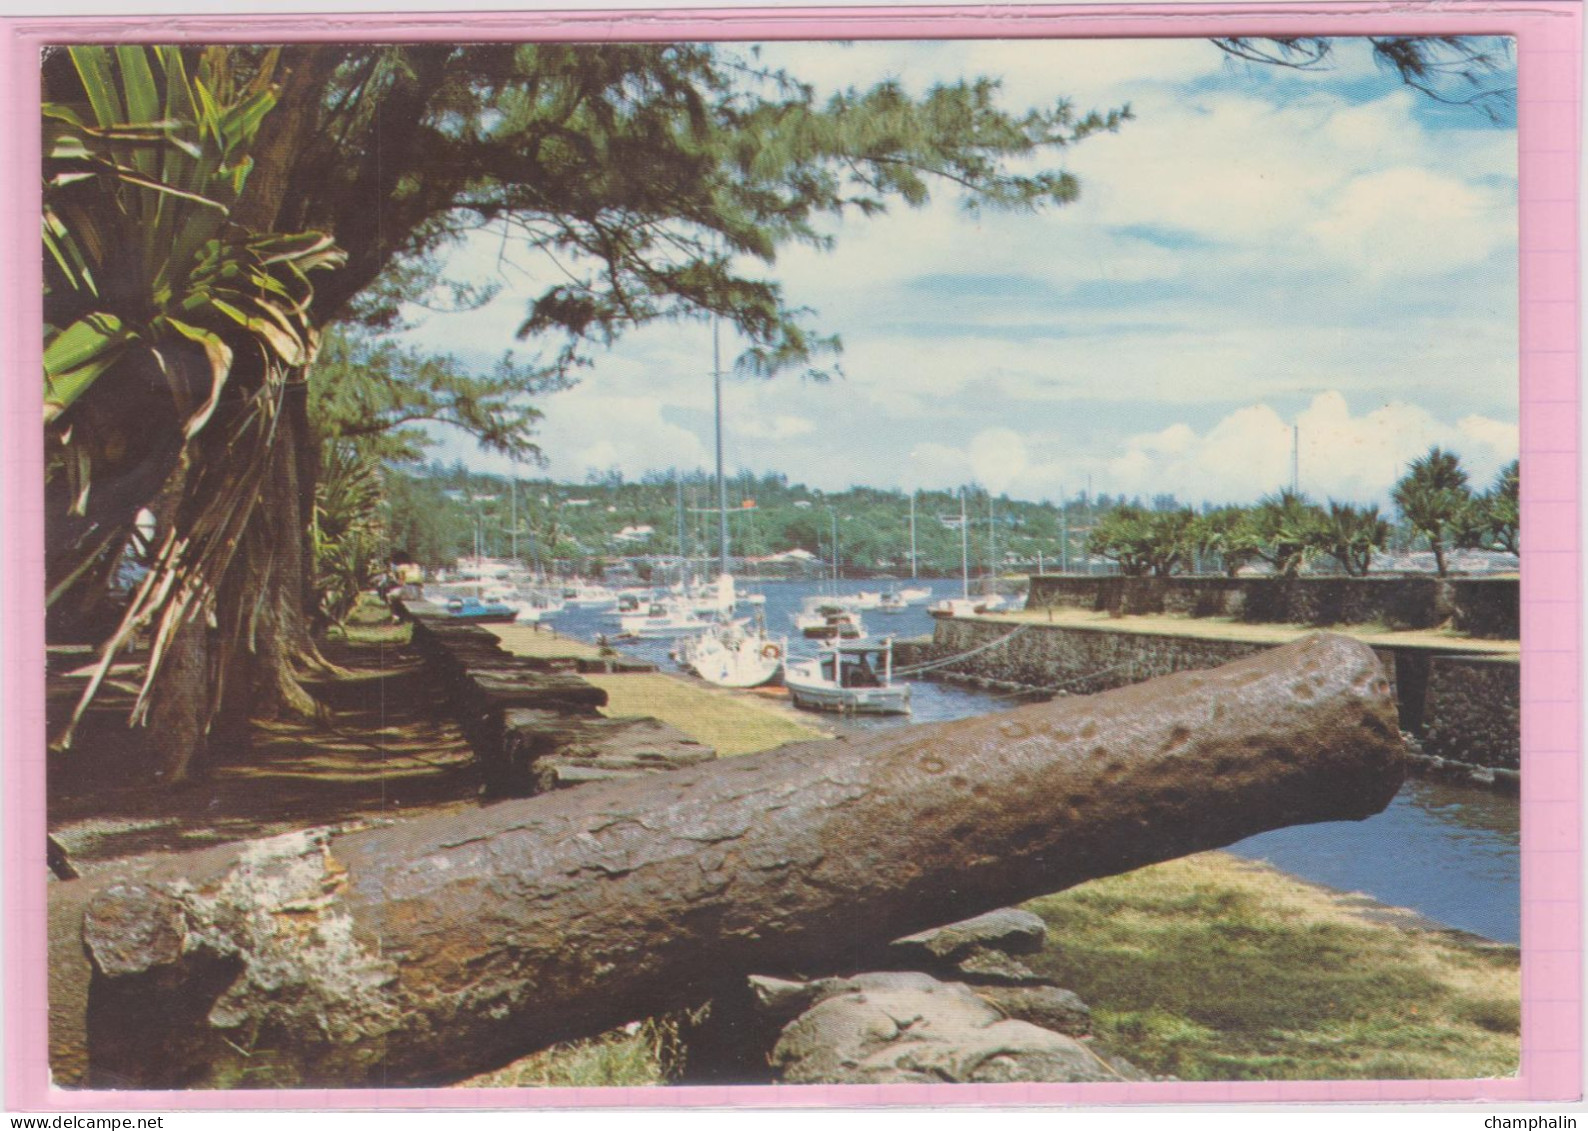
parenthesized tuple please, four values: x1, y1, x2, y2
(400, 37, 1518, 508)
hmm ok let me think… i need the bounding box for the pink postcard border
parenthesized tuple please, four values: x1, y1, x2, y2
(2, 1, 1579, 1111)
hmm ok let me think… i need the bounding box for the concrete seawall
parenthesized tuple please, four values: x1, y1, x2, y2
(900, 618, 1519, 787)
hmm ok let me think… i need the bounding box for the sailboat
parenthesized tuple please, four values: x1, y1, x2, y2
(683, 319, 783, 688)
(931, 488, 981, 618)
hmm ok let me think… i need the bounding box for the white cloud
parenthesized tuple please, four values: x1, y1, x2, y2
(399, 39, 1518, 505)
(1305, 166, 1514, 281)
(734, 414, 817, 441)
(1105, 391, 1520, 506)
(536, 391, 709, 480)
(968, 427, 1030, 493)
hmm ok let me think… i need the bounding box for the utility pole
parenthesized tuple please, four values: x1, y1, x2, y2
(1292, 424, 1300, 495)
(509, 461, 517, 564)
(1061, 486, 1070, 573)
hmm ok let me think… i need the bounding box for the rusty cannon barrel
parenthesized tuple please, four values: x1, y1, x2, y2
(56, 633, 1403, 1088)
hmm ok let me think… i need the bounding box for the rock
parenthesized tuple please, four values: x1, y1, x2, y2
(890, 907, 1047, 962)
(972, 984, 1091, 1037)
(952, 945, 1050, 985)
(768, 977, 1121, 1084)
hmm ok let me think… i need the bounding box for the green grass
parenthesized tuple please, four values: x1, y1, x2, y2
(583, 672, 826, 756)
(1022, 853, 1520, 1081)
(462, 1019, 680, 1089)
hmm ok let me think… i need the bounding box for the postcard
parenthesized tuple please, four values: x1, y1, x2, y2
(4, 1, 1580, 1113)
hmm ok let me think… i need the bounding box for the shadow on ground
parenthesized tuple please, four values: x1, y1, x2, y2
(48, 636, 482, 871)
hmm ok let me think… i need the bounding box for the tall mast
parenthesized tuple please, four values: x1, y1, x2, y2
(675, 472, 686, 586)
(713, 318, 730, 578)
(831, 508, 840, 587)
(509, 462, 517, 563)
(960, 488, 969, 599)
(987, 490, 995, 594)
(909, 492, 917, 580)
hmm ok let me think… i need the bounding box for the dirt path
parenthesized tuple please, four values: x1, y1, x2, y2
(48, 636, 481, 873)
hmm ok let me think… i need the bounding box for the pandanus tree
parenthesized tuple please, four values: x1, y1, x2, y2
(1392, 446, 1472, 576)
(1250, 490, 1329, 578)
(1454, 458, 1520, 557)
(44, 46, 343, 777)
(1320, 502, 1390, 577)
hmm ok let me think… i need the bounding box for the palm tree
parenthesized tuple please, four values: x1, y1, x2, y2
(1391, 447, 1471, 577)
(44, 46, 343, 778)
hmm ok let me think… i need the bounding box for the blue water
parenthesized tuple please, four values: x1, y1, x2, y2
(548, 578, 1521, 944)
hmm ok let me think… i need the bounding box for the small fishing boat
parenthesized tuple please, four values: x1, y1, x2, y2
(784, 638, 910, 716)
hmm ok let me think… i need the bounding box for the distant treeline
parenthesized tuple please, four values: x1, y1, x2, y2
(381, 448, 1517, 581)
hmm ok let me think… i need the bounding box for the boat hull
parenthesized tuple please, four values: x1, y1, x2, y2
(785, 679, 911, 715)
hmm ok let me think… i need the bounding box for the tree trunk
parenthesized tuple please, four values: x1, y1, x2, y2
(56, 634, 1404, 1088)
(226, 388, 325, 723)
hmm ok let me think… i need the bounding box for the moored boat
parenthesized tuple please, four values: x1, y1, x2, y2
(620, 600, 711, 638)
(784, 638, 910, 715)
(792, 599, 865, 639)
(445, 596, 522, 624)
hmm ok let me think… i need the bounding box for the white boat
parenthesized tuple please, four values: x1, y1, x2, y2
(677, 619, 786, 689)
(561, 581, 618, 607)
(619, 599, 710, 637)
(687, 573, 739, 617)
(929, 597, 982, 619)
(898, 586, 932, 604)
(836, 590, 883, 611)
(975, 592, 1009, 614)
(785, 638, 910, 716)
(877, 591, 909, 614)
(792, 598, 865, 640)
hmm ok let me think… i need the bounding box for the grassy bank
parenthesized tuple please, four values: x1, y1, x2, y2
(466, 850, 1518, 1088)
(584, 672, 826, 756)
(1022, 853, 1519, 1081)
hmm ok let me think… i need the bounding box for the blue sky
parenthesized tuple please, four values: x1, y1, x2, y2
(402, 36, 1519, 508)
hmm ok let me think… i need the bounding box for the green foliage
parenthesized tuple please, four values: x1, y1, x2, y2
(1194, 506, 1264, 578)
(43, 45, 344, 748)
(313, 440, 386, 625)
(1087, 505, 1197, 577)
(308, 326, 568, 464)
(1392, 447, 1473, 577)
(1454, 459, 1519, 557)
(1320, 502, 1390, 577)
(1250, 491, 1329, 578)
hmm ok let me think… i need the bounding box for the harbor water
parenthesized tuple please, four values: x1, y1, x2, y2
(547, 577, 1521, 945)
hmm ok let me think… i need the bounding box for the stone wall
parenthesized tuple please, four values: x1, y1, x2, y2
(915, 618, 1518, 779)
(1027, 575, 1518, 639)
(1420, 656, 1522, 772)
